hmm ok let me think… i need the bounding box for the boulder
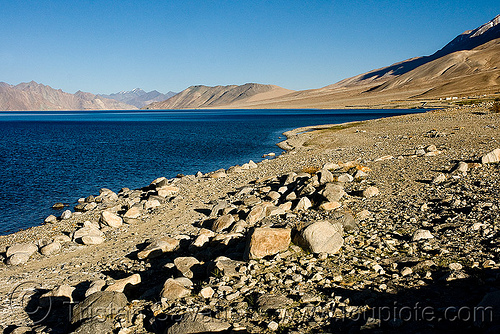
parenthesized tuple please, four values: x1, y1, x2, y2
(321, 183, 346, 202)
(212, 214, 235, 232)
(6, 243, 38, 258)
(294, 220, 344, 254)
(137, 237, 180, 260)
(412, 229, 434, 241)
(337, 173, 354, 183)
(319, 201, 341, 211)
(81, 235, 105, 245)
(362, 186, 380, 198)
(60, 210, 72, 220)
(161, 278, 191, 301)
(245, 228, 291, 259)
(157, 185, 179, 198)
(105, 274, 141, 293)
(166, 313, 230, 334)
(481, 148, 500, 164)
(294, 197, 312, 211)
(40, 284, 75, 306)
(7, 253, 31, 265)
(210, 170, 227, 178)
(317, 169, 334, 184)
(100, 210, 123, 228)
(44, 215, 58, 224)
(40, 242, 61, 256)
(72, 291, 128, 325)
(174, 257, 200, 279)
(123, 206, 141, 219)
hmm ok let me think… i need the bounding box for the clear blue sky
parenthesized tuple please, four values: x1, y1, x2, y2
(1, 1, 498, 94)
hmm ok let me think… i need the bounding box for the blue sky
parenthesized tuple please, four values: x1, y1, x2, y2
(1, 1, 498, 94)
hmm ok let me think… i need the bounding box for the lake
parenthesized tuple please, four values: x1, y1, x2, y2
(0, 109, 422, 234)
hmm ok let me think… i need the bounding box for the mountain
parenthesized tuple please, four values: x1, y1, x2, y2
(143, 83, 294, 109)
(0, 81, 136, 111)
(182, 14, 500, 109)
(100, 88, 177, 108)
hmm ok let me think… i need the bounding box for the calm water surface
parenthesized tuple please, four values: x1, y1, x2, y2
(0, 109, 423, 234)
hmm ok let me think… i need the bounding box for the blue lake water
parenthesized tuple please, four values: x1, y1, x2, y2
(0, 109, 423, 234)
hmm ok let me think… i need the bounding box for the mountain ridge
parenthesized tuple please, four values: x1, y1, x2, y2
(144, 83, 294, 109)
(99, 89, 177, 108)
(0, 81, 137, 111)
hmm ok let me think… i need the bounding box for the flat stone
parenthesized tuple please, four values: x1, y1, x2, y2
(6, 243, 38, 258)
(41, 284, 75, 305)
(123, 206, 141, 219)
(319, 201, 341, 211)
(245, 227, 291, 259)
(257, 294, 293, 311)
(166, 313, 230, 334)
(144, 199, 161, 210)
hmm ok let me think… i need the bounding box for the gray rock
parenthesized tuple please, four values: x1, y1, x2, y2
(166, 313, 230, 334)
(6, 243, 38, 258)
(294, 220, 344, 254)
(257, 294, 293, 311)
(71, 318, 114, 334)
(72, 291, 127, 324)
(60, 209, 72, 220)
(321, 183, 346, 202)
(44, 214, 58, 224)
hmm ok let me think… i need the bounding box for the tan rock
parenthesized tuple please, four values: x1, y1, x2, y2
(294, 197, 312, 211)
(161, 278, 191, 301)
(174, 257, 200, 278)
(105, 274, 141, 293)
(199, 287, 215, 299)
(481, 148, 500, 164)
(137, 237, 180, 260)
(245, 228, 291, 259)
(100, 210, 123, 228)
(157, 185, 179, 198)
(85, 279, 106, 297)
(123, 206, 141, 219)
(81, 235, 105, 245)
(212, 214, 235, 232)
(319, 201, 342, 211)
(40, 242, 61, 256)
(294, 220, 344, 254)
(362, 186, 380, 198)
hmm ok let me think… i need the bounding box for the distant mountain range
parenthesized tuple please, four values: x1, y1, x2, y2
(99, 88, 177, 108)
(0, 81, 136, 111)
(144, 83, 293, 109)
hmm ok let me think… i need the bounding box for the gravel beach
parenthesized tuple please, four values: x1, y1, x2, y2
(1, 103, 499, 333)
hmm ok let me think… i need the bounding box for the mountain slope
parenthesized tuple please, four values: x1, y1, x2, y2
(144, 83, 294, 109)
(0, 81, 136, 111)
(237, 14, 500, 109)
(100, 88, 177, 108)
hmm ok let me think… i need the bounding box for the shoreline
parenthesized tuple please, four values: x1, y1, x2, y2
(1, 103, 500, 333)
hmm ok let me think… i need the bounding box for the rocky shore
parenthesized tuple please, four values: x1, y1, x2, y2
(1, 103, 500, 333)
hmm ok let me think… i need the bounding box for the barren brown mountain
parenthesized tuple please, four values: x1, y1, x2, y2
(144, 83, 294, 109)
(146, 14, 500, 110)
(0, 81, 136, 111)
